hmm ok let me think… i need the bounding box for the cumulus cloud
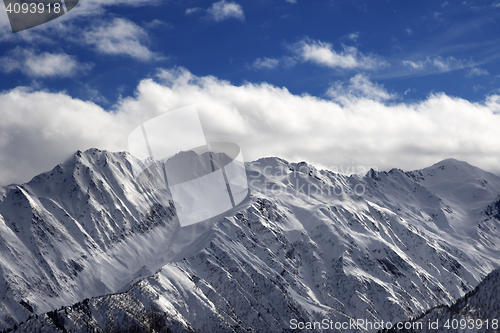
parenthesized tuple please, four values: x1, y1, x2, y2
(251, 57, 280, 70)
(1, 67, 500, 186)
(0, 87, 123, 185)
(83, 18, 161, 61)
(207, 0, 245, 22)
(0, 47, 92, 78)
(293, 39, 388, 70)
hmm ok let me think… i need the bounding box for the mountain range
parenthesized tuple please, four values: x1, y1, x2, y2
(0, 149, 499, 332)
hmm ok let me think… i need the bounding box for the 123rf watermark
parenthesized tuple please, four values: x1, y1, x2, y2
(290, 318, 499, 331)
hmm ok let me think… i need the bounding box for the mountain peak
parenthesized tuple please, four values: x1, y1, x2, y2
(428, 158, 470, 170)
(413, 157, 500, 184)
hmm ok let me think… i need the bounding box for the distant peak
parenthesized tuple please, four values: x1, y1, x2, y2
(433, 158, 467, 166)
(250, 156, 292, 169)
(423, 158, 476, 173)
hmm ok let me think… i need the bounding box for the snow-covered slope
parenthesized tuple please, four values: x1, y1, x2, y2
(0, 149, 181, 330)
(0, 150, 499, 332)
(380, 268, 500, 333)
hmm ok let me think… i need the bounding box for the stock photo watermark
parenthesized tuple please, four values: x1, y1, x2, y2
(248, 160, 377, 199)
(290, 318, 499, 331)
(127, 105, 378, 227)
(3, 0, 79, 32)
(128, 105, 249, 227)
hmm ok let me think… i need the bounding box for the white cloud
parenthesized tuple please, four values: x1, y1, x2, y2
(286, 0, 297, 3)
(346, 32, 360, 41)
(83, 18, 161, 61)
(466, 67, 489, 78)
(1, 68, 500, 186)
(0, 87, 122, 185)
(406, 28, 413, 35)
(251, 57, 280, 70)
(0, 47, 92, 78)
(144, 19, 173, 30)
(431, 56, 461, 71)
(327, 74, 395, 104)
(403, 56, 476, 74)
(207, 0, 245, 22)
(0, 12, 162, 62)
(185, 7, 202, 15)
(293, 39, 388, 70)
(402, 60, 424, 70)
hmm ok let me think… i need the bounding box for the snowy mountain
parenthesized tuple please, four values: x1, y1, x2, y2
(379, 268, 500, 333)
(0, 149, 499, 332)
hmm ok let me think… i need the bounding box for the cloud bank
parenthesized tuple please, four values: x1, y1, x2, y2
(0, 67, 500, 185)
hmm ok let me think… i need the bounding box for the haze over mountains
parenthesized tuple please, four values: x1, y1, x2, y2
(0, 149, 499, 332)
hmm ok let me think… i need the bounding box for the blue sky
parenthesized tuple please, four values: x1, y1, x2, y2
(0, 0, 500, 185)
(2, 0, 500, 103)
